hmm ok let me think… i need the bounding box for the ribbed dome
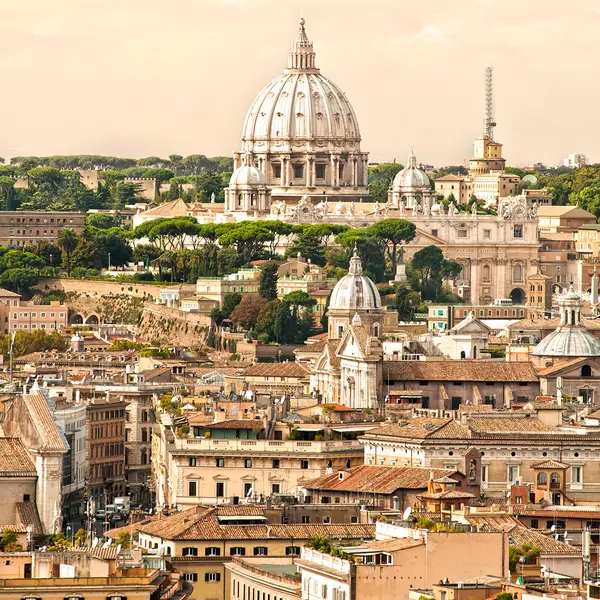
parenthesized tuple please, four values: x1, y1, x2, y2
(532, 328, 600, 357)
(329, 247, 381, 311)
(241, 19, 361, 145)
(533, 285, 600, 357)
(229, 164, 265, 187)
(393, 150, 430, 190)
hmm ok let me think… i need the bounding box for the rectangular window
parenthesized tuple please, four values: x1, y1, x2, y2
(271, 483, 281, 494)
(294, 164, 304, 179)
(572, 466, 583, 486)
(316, 164, 325, 179)
(230, 547, 246, 556)
(272, 459, 280, 469)
(508, 465, 519, 484)
(205, 572, 221, 582)
(244, 458, 252, 468)
(457, 230, 468, 238)
(531, 519, 538, 529)
(189, 457, 197, 467)
(216, 458, 225, 468)
(483, 229, 491, 238)
(182, 547, 198, 556)
(514, 225, 524, 238)
(301, 515, 311, 524)
(323, 516, 331, 524)
(216, 482, 225, 497)
(273, 164, 282, 179)
(254, 546, 268, 556)
(286, 546, 300, 556)
(184, 573, 198, 582)
(188, 481, 197, 496)
(300, 459, 309, 469)
(322, 496, 331, 504)
(205, 547, 221, 556)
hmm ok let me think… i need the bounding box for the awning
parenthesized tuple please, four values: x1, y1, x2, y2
(296, 425, 326, 432)
(331, 426, 380, 433)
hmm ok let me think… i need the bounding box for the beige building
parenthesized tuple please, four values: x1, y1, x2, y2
(226, 557, 301, 600)
(537, 205, 596, 234)
(0, 211, 86, 247)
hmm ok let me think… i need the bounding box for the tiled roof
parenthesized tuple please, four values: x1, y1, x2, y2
(92, 546, 119, 560)
(140, 199, 190, 218)
(0, 288, 22, 297)
(363, 418, 468, 440)
(295, 340, 327, 354)
(530, 459, 569, 470)
(216, 505, 266, 517)
(0, 524, 29, 533)
(363, 537, 424, 552)
(0, 438, 36, 476)
(418, 490, 475, 500)
(468, 416, 555, 434)
(509, 527, 579, 555)
(536, 357, 588, 377)
(137, 507, 375, 541)
(22, 392, 69, 452)
(513, 507, 600, 520)
(244, 363, 310, 378)
(16, 501, 43, 534)
(143, 366, 172, 381)
(464, 515, 523, 533)
(510, 317, 600, 331)
(302, 465, 458, 494)
(382, 361, 539, 383)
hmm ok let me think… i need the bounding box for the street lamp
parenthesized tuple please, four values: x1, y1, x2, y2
(67, 525, 73, 546)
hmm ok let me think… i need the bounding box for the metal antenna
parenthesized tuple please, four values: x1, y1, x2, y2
(484, 66, 496, 139)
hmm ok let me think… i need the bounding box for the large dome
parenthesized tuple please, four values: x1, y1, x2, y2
(392, 150, 430, 190)
(241, 19, 361, 147)
(329, 247, 381, 311)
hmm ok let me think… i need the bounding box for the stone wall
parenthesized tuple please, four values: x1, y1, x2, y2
(139, 303, 211, 346)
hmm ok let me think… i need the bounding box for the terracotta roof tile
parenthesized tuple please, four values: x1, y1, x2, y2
(244, 363, 310, 378)
(22, 392, 69, 452)
(16, 501, 43, 534)
(302, 465, 458, 494)
(464, 515, 523, 533)
(363, 418, 468, 440)
(0, 438, 36, 476)
(382, 361, 538, 383)
(530, 459, 569, 469)
(468, 416, 555, 434)
(509, 527, 579, 555)
(204, 419, 264, 430)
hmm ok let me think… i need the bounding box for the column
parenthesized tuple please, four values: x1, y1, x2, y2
(470, 258, 479, 304)
(285, 158, 292, 188)
(311, 159, 316, 187)
(330, 155, 337, 188)
(305, 157, 312, 187)
(352, 158, 358, 187)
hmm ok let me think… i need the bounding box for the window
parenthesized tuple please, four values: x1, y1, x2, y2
(514, 225, 523, 238)
(572, 466, 583, 486)
(184, 573, 199, 582)
(483, 229, 491, 239)
(431, 229, 439, 237)
(531, 519, 538, 529)
(244, 458, 252, 468)
(323, 516, 331, 524)
(216, 458, 225, 468)
(301, 515, 311, 524)
(271, 483, 281, 494)
(205, 572, 221, 582)
(537, 472, 547, 486)
(272, 459, 280, 469)
(254, 546, 268, 556)
(316, 164, 325, 179)
(216, 482, 225, 497)
(514, 264, 523, 282)
(482, 264, 491, 282)
(273, 163, 282, 179)
(230, 547, 246, 556)
(286, 546, 300, 556)
(508, 465, 519, 484)
(189, 457, 197, 467)
(300, 459, 309, 469)
(205, 547, 221, 556)
(294, 164, 304, 179)
(582, 365, 592, 377)
(322, 496, 331, 504)
(244, 483, 253, 497)
(457, 229, 468, 238)
(188, 481, 198, 496)
(182, 547, 198, 556)
(351, 516, 358, 524)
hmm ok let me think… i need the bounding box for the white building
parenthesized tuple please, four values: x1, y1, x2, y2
(564, 153, 587, 168)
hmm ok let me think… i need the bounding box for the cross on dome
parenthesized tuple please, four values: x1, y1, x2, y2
(348, 244, 363, 275)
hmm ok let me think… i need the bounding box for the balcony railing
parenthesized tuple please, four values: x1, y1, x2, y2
(170, 438, 362, 453)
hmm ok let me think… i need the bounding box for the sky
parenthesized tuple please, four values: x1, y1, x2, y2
(0, 0, 599, 167)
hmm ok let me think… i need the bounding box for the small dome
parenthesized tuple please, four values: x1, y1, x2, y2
(229, 164, 265, 187)
(329, 247, 381, 311)
(533, 285, 600, 357)
(393, 150, 430, 190)
(532, 329, 600, 357)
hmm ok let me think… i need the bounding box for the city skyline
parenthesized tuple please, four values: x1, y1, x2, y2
(0, 0, 597, 166)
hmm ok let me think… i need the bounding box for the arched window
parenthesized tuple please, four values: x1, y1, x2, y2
(514, 264, 522, 282)
(550, 472, 561, 488)
(582, 365, 592, 377)
(537, 472, 547, 486)
(237, 194, 243, 208)
(460, 351, 466, 359)
(482, 264, 491, 282)
(337, 324, 344, 338)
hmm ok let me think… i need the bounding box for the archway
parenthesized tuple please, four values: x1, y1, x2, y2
(70, 313, 84, 325)
(509, 288, 526, 305)
(85, 314, 99, 325)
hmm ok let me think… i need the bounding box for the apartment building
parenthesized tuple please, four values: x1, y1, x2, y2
(0, 211, 86, 247)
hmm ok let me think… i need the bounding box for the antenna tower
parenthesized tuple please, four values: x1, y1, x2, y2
(484, 66, 496, 139)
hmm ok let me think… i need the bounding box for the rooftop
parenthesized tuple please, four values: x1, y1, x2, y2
(0, 438, 36, 476)
(244, 362, 310, 378)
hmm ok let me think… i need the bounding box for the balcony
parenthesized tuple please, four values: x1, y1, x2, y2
(170, 437, 362, 454)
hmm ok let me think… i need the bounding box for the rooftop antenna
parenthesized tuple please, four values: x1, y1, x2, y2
(484, 66, 496, 139)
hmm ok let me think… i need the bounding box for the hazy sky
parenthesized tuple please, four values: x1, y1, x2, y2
(1, 0, 599, 167)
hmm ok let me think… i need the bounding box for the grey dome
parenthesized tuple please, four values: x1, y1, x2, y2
(229, 164, 265, 187)
(392, 150, 430, 190)
(329, 247, 381, 311)
(532, 328, 600, 357)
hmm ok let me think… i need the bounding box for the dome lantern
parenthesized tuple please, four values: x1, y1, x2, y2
(287, 18, 318, 72)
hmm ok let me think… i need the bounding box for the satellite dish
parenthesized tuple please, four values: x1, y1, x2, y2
(403, 506, 412, 520)
(522, 174, 538, 186)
